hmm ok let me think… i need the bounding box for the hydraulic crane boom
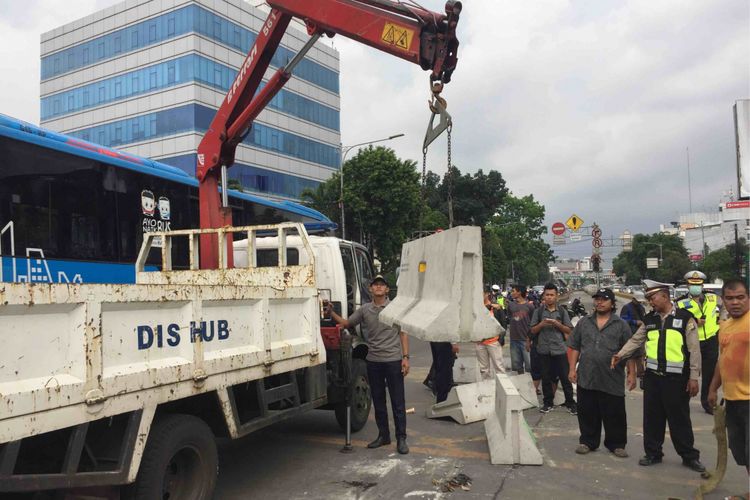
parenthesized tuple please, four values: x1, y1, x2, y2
(196, 0, 462, 269)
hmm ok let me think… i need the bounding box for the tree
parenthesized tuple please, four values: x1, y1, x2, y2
(301, 146, 420, 274)
(484, 194, 553, 285)
(701, 238, 748, 281)
(431, 167, 508, 227)
(612, 233, 691, 284)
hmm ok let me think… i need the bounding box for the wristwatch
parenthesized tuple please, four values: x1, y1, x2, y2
(402, 354, 410, 359)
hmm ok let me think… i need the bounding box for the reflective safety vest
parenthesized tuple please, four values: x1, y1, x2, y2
(496, 295, 505, 308)
(643, 309, 693, 375)
(677, 293, 719, 341)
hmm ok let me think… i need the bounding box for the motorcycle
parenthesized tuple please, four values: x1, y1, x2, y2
(567, 297, 587, 317)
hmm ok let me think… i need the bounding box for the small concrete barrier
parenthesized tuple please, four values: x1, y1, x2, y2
(508, 373, 538, 410)
(425, 379, 495, 424)
(484, 373, 544, 465)
(453, 356, 480, 384)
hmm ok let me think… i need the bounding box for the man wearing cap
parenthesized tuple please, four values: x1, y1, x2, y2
(612, 280, 704, 472)
(325, 275, 411, 454)
(677, 270, 722, 414)
(568, 288, 636, 458)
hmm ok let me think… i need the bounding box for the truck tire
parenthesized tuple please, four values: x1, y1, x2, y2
(129, 414, 218, 500)
(335, 359, 371, 433)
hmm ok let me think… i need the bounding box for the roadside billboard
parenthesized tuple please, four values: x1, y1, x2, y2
(734, 99, 750, 199)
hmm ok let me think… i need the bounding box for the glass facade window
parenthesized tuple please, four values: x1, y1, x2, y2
(41, 5, 339, 94)
(41, 55, 340, 131)
(66, 104, 341, 170)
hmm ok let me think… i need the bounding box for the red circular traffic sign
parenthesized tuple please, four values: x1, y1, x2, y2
(551, 222, 565, 236)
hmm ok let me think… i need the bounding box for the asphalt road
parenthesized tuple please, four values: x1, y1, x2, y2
(212, 291, 747, 500)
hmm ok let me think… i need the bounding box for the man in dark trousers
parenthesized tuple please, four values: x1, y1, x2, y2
(529, 283, 576, 414)
(429, 342, 458, 403)
(326, 275, 410, 454)
(612, 280, 705, 472)
(568, 288, 636, 458)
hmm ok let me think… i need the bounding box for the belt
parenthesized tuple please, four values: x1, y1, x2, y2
(646, 369, 684, 378)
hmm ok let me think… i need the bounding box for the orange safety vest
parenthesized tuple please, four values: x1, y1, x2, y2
(481, 294, 500, 345)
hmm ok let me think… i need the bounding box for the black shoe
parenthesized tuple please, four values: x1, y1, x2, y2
(397, 437, 409, 455)
(367, 435, 391, 449)
(567, 404, 578, 416)
(539, 405, 553, 413)
(638, 455, 662, 466)
(682, 458, 706, 472)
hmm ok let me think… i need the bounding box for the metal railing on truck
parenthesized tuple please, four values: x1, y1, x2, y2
(135, 222, 316, 286)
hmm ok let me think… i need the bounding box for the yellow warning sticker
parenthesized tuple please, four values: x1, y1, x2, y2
(381, 23, 414, 51)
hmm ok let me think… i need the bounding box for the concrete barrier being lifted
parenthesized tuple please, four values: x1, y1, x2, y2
(380, 226, 501, 342)
(484, 373, 543, 465)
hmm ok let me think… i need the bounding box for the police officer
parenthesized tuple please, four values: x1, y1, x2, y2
(677, 271, 722, 414)
(611, 280, 705, 472)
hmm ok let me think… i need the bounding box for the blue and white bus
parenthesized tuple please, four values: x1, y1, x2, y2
(0, 114, 335, 284)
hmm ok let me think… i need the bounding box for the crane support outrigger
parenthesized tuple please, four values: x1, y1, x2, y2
(196, 0, 462, 269)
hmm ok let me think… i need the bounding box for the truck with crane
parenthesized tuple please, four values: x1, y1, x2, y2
(0, 1, 462, 497)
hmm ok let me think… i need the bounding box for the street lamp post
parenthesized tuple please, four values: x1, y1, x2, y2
(339, 133, 404, 240)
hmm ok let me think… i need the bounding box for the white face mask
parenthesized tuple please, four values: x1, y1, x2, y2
(689, 285, 702, 296)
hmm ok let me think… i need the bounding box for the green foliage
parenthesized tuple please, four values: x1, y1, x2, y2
(227, 179, 243, 191)
(483, 194, 553, 285)
(612, 233, 691, 284)
(428, 167, 508, 227)
(701, 238, 748, 281)
(302, 146, 420, 274)
(301, 148, 551, 283)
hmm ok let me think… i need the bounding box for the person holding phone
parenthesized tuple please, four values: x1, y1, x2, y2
(530, 283, 577, 414)
(324, 274, 410, 455)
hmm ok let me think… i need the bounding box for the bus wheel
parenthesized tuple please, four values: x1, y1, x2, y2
(130, 414, 217, 500)
(336, 359, 372, 432)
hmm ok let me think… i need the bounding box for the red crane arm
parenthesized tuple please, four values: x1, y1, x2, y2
(196, 0, 462, 269)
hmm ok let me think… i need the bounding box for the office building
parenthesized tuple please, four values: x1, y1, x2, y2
(40, 0, 340, 200)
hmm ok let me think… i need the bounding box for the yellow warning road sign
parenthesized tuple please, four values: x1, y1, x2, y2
(381, 23, 414, 51)
(566, 214, 584, 232)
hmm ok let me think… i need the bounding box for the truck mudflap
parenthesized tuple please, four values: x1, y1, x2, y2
(379, 226, 502, 342)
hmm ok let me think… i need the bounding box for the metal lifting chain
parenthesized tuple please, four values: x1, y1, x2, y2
(446, 122, 453, 228)
(420, 144, 428, 232)
(420, 80, 454, 233)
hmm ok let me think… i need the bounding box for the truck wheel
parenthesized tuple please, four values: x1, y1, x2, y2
(336, 359, 371, 433)
(130, 414, 217, 500)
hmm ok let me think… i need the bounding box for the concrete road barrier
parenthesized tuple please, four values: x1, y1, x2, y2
(484, 373, 544, 465)
(453, 356, 480, 384)
(380, 226, 501, 342)
(425, 379, 495, 424)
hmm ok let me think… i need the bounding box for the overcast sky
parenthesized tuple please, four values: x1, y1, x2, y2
(0, 0, 747, 261)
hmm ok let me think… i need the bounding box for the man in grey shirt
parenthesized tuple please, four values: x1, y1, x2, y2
(568, 288, 636, 457)
(326, 275, 410, 454)
(529, 283, 576, 413)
